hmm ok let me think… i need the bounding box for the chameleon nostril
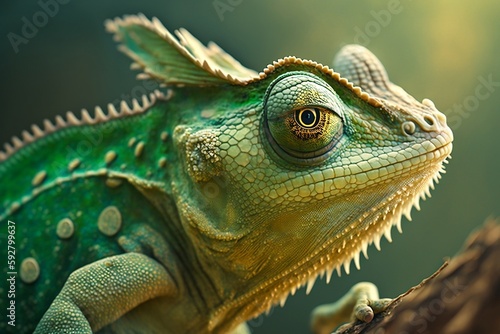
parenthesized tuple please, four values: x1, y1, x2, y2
(423, 115, 435, 126)
(401, 121, 416, 136)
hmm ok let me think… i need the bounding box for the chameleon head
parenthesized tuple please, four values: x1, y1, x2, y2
(174, 44, 452, 324)
(0, 16, 454, 333)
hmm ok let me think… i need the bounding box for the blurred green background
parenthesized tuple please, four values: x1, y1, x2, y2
(1, 1, 498, 333)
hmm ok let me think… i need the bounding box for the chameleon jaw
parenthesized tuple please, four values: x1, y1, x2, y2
(309, 150, 450, 290)
(209, 140, 452, 332)
(285, 143, 452, 297)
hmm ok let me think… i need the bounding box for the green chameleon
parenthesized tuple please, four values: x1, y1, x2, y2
(0, 14, 453, 334)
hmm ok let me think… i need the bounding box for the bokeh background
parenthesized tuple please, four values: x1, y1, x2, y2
(1, 1, 499, 333)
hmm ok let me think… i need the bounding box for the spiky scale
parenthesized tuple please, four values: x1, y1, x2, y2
(306, 277, 317, 295)
(353, 252, 361, 270)
(384, 226, 393, 242)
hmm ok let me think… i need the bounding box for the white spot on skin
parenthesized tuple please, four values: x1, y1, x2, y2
(105, 178, 123, 188)
(68, 158, 81, 172)
(105, 151, 117, 165)
(98, 206, 122, 237)
(134, 141, 145, 158)
(32, 171, 47, 187)
(56, 218, 75, 239)
(20, 257, 40, 284)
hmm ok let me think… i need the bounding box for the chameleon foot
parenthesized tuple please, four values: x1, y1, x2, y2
(34, 253, 176, 334)
(310, 282, 391, 334)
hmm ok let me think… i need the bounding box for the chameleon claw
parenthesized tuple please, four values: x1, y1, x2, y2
(311, 282, 391, 334)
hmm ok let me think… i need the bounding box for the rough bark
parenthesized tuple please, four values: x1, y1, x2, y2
(333, 218, 500, 334)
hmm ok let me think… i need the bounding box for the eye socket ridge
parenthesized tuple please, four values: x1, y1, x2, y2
(263, 72, 345, 165)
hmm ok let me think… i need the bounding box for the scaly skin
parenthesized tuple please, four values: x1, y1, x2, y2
(0, 14, 452, 334)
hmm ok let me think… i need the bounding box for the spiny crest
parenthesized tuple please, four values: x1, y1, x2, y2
(105, 14, 382, 106)
(0, 90, 167, 162)
(105, 13, 259, 85)
(249, 56, 383, 108)
(1, 14, 386, 163)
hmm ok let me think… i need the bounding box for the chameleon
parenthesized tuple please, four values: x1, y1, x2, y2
(0, 14, 453, 334)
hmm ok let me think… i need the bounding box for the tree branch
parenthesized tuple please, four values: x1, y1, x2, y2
(334, 217, 500, 334)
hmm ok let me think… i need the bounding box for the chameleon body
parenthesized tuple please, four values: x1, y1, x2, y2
(0, 15, 453, 334)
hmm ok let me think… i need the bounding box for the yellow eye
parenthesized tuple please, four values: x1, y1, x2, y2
(264, 72, 345, 163)
(273, 107, 342, 155)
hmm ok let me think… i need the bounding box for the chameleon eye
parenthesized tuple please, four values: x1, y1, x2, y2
(264, 72, 344, 164)
(269, 106, 342, 155)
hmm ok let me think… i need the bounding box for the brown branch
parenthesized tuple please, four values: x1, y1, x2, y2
(333, 217, 500, 334)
